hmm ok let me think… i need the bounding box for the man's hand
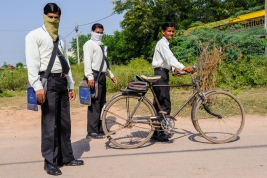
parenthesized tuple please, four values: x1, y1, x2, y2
(174, 68, 183, 75)
(36, 89, 45, 104)
(69, 89, 76, 101)
(182, 66, 193, 73)
(88, 80, 94, 88)
(111, 77, 117, 84)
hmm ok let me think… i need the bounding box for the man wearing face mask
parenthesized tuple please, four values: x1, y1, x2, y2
(83, 23, 117, 139)
(25, 3, 83, 176)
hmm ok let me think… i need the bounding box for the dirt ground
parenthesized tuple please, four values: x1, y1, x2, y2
(0, 105, 87, 137)
(0, 104, 265, 138)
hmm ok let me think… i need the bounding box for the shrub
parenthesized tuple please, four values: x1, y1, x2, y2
(217, 56, 267, 88)
(106, 57, 154, 92)
(0, 69, 28, 91)
(0, 57, 266, 92)
(171, 28, 266, 63)
(0, 91, 14, 97)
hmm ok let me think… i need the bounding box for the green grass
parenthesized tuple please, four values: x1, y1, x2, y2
(0, 87, 266, 116)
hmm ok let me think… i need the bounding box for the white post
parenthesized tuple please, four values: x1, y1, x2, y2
(75, 24, 80, 65)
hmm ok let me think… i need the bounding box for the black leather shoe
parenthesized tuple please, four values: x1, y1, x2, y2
(157, 133, 169, 142)
(64, 159, 84, 166)
(151, 133, 169, 142)
(44, 161, 62, 176)
(87, 133, 105, 139)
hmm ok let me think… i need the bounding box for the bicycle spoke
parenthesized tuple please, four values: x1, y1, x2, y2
(102, 94, 156, 148)
(193, 91, 245, 143)
(105, 110, 128, 121)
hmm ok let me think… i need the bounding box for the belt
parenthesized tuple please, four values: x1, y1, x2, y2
(92, 70, 106, 74)
(39, 72, 66, 78)
(154, 67, 170, 72)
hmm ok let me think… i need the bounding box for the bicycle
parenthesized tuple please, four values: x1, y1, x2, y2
(100, 67, 245, 149)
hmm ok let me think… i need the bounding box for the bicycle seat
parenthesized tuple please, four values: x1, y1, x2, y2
(140, 74, 161, 83)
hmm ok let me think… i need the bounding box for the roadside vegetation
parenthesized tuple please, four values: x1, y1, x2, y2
(0, 1, 266, 115)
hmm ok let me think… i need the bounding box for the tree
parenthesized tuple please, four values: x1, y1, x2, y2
(112, 0, 182, 59)
(70, 34, 91, 63)
(3, 62, 8, 68)
(16, 62, 24, 69)
(112, 0, 264, 60)
(70, 33, 131, 64)
(70, 1, 265, 64)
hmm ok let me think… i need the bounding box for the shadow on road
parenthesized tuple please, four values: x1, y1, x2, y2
(188, 133, 240, 144)
(72, 138, 91, 159)
(104, 139, 156, 149)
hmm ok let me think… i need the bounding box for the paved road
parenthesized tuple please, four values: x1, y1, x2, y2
(0, 110, 266, 178)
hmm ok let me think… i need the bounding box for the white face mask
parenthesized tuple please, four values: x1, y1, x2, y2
(91, 31, 103, 45)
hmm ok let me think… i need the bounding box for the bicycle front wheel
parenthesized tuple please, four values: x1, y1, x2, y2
(101, 93, 156, 149)
(192, 91, 245, 143)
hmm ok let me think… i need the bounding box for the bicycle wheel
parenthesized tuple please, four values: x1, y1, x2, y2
(191, 90, 217, 132)
(192, 91, 245, 143)
(101, 93, 156, 149)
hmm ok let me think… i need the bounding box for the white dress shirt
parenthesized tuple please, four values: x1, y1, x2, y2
(25, 25, 75, 91)
(152, 36, 185, 71)
(83, 40, 114, 80)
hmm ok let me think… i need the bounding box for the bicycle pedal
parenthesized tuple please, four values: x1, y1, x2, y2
(167, 132, 174, 138)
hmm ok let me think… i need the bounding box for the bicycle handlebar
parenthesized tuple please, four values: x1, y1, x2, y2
(172, 66, 198, 76)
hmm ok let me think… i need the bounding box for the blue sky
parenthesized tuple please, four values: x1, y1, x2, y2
(0, 0, 124, 66)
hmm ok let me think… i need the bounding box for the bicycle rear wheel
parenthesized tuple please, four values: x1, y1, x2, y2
(101, 93, 156, 149)
(192, 91, 245, 143)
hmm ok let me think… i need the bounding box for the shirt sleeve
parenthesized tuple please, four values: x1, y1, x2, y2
(65, 56, 75, 89)
(83, 42, 94, 80)
(158, 41, 185, 70)
(63, 53, 75, 90)
(25, 33, 43, 91)
(106, 69, 114, 79)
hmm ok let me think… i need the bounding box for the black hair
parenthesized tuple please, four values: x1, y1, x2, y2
(162, 22, 175, 31)
(92, 23, 104, 31)
(44, 3, 61, 16)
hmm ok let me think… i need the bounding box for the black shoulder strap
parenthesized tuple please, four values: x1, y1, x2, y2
(44, 41, 58, 79)
(100, 47, 110, 69)
(96, 46, 109, 82)
(95, 52, 105, 82)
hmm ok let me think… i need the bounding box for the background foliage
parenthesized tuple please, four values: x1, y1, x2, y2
(1, 0, 266, 93)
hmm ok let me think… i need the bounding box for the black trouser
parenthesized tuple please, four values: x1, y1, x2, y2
(87, 71, 106, 134)
(41, 76, 74, 166)
(153, 68, 171, 115)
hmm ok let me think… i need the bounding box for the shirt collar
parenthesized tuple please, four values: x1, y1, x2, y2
(162, 36, 169, 45)
(42, 25, 47, 32)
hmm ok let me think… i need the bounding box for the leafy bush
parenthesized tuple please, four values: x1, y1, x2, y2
(171, 27, 266, 63)
(0, 57, 266, 92)
(0, 91, 14, 97)
(0, 69, 28, 91)
(106, 57, 153, 92)
(217, 56, 267, 88)
(68, 56, 78, 65)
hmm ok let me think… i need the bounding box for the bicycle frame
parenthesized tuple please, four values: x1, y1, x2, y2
(148, 74, 204, 119)
(119, 74, 205, 126)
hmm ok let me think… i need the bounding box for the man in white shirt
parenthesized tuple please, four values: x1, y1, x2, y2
(83, 23, 117, 139)
(151, 22, 193, 141)
(25, 3, 83, 176)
